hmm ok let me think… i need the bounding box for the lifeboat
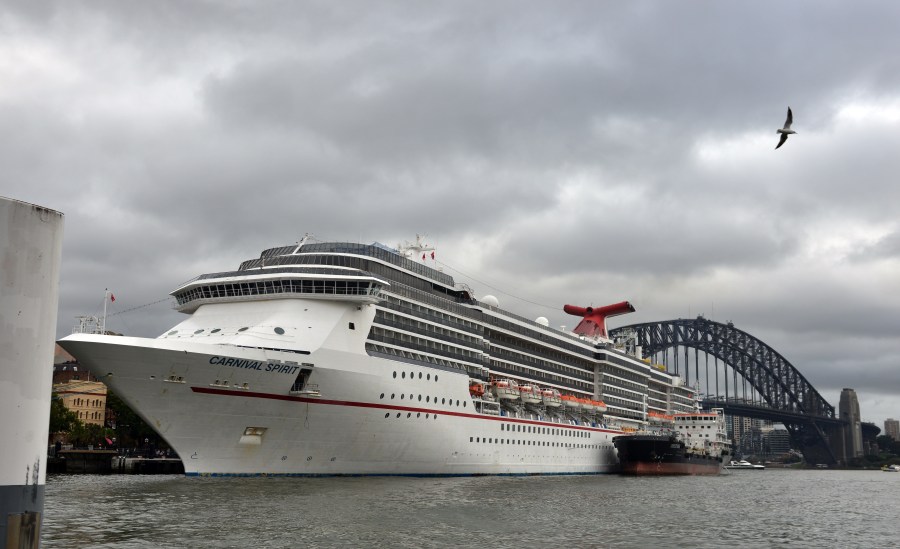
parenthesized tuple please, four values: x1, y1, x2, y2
(469, 382, 485, 398)
(561, 395, 580, 409)
(578, 398, 593, 410)
(492, 379, 520, 401)
(518, 384, 543, 405)
(541, 388, 562, 408)
(593, 400, 607, 414)
(647, 410, 673, 422)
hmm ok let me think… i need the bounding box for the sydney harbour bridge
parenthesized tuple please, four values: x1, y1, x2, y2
(609, 316, 853, 465)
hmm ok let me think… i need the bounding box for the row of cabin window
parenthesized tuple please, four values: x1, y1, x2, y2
(379, 392, 465, 408)
(382, 294, 478, 331)
(366, 343, 472, 373)
(377, 310, 481, 347)
(384, 412, 439, 420)
(470, 437, 599, 449)
(176, 279, 376, 305)
(500, 423, 591, 438)
(373, 328, 480, 360)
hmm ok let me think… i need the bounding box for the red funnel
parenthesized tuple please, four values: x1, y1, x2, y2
(563, 301, 635, 338)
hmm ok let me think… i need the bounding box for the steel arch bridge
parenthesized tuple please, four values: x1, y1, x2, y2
(609, 316, 845, 465)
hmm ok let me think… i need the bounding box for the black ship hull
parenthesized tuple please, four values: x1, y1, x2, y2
(613, 434, 729, 476)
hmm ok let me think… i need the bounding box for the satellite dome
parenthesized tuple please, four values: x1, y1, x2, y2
(482, 295, 500, 308)
(535, 317, 549, 326)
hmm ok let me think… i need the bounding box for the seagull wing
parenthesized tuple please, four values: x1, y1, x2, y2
(775, 132, 789, 149)
(783, 107, 793, 130)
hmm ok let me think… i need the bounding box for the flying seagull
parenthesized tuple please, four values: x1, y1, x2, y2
(776, 107, 795, 149)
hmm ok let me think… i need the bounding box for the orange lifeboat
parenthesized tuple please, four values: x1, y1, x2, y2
(492, 379, 520, 401)
(541, 388, 562, 408)
(561, 395, 580, 409)
(593, 400, 607, 414)
(518, 384, 543, 405)
(469, 382, 485, 397)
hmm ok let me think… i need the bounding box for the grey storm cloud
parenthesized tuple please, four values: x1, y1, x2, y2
(3, 0, 900, 427)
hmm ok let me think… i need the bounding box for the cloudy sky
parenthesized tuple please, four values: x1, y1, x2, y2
(3, 1, 899, 428)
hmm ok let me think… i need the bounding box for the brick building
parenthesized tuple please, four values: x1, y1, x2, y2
(53, 345, 107, 426)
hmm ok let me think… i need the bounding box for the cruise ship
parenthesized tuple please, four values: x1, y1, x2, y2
(58, 236, 699, 476)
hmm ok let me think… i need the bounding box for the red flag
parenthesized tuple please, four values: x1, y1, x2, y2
(105, 437, 113, 445)
(110, 293, 116, 302)
(431, 251, 435, 259)
(422, 253, 426, 260)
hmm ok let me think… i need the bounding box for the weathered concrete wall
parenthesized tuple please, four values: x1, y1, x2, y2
(0, 196, 64, 547)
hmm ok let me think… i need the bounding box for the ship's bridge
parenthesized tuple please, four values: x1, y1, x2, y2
(171, 266, 388, 314)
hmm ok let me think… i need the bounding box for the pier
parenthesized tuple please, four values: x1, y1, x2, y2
(48, 450, 184, 475)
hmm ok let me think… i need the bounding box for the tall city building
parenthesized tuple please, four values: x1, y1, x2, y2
(885, 418, 899, 441)
(839, 388, 863, 460)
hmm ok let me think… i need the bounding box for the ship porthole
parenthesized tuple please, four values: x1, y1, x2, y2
(238, 327, 249, 332)
(167, 330, 177, 336)
(194, 329, 204, 334)
(211, 328, 221, 333)
(274, 327, 285, 335)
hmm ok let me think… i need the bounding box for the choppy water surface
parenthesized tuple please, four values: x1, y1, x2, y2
(43, 469, 899, 548)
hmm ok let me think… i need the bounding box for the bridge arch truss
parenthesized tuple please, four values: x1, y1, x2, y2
(610, 317, 842, 464)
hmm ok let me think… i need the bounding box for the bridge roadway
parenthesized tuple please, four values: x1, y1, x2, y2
(701, 398, 845, 426)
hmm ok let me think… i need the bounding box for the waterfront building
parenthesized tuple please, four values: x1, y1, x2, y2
(766, 426, 791, 456)
(53, 346, 107, 427)
(885, 418, 899, 441)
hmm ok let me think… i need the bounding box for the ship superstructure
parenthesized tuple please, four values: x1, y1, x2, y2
(59, 237, 698, 476)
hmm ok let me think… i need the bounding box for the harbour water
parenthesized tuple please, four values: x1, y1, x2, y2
(43, 469, 898, 548)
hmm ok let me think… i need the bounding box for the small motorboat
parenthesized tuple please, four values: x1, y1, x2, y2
(724, 459, 765, 470)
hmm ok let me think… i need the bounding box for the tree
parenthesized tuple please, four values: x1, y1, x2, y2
(876, 435, 900, 456)
(105, 390, 166, 449)
(861, 422, 880, 442)
(49, 393, 79, 435)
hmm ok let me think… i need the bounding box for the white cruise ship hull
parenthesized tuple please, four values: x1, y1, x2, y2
(59, 334, 620, 476)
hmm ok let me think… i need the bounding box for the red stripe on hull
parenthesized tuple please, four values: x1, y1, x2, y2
(619, 461, 723, 476)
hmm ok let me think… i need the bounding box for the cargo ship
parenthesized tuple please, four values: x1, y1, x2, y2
(613, 408, 731, 475)
(59, 235, 700, 476)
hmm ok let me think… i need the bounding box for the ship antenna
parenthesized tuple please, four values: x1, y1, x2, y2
(297, 233, 311, 251)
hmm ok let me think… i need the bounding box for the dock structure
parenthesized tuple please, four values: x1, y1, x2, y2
(0, 197, 64, 547)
